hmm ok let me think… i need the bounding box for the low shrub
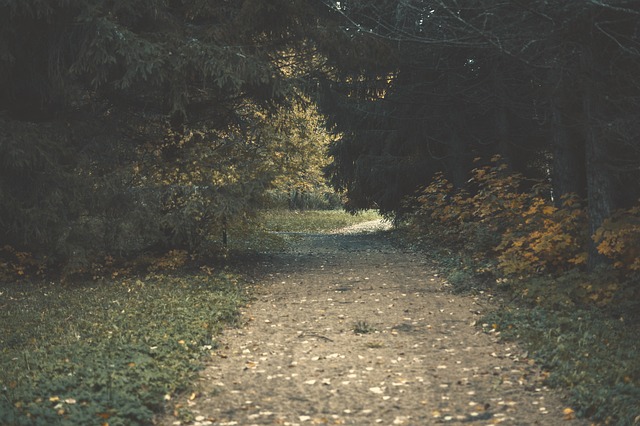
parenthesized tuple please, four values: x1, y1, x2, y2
(594, 203, 640, 272)
(404, 157, 640, 425)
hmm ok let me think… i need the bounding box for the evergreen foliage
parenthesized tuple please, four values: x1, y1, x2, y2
(0, 0, 330, 273)
(317, 0, 640, 268)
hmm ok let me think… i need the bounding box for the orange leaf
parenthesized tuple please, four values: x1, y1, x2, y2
(563, 407, 575, 420)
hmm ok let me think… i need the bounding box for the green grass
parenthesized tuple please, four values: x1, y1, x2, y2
(0, 272, 245, 425)
(0, 209, 383, 425)
(483, 306, 640, 425)
(219, 210, 383, 254)
(5, 208, 636, 424)
(258, 209, 382, 233)
(400, 225, 640, 425)
(353, 320, 377, 334)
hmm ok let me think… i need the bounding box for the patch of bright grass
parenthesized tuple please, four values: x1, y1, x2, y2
(258, 209, 382, 233)
(0, 272, 245, 425)
(483, 306, 640, 425)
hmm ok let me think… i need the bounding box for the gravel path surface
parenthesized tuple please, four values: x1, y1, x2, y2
(156, 220, 586, 426)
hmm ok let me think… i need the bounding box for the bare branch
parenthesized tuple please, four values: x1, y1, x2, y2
(588, 0, 640, 15)
(594, 21, 640, 56)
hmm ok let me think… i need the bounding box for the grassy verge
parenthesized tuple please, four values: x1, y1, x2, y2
(400, 231, 640, 425)
(0, 209, 383, 425)
(257, 209, 382, 233)
(0, 272, 245, 425)
(483, 306, 639, 425)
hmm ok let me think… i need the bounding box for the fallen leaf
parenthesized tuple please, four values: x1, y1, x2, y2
(563, 407, 575, 420)
(369, 386, 384, 394)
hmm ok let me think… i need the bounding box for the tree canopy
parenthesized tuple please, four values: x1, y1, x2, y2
(0, 0, 332, 272)
(316, 0, 640, 267)
(2, 0, 640, 272)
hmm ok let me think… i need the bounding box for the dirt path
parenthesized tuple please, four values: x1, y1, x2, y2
(157, 221, 586, 426)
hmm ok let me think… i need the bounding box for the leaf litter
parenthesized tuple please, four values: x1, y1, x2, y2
(156, 220, 588, 425)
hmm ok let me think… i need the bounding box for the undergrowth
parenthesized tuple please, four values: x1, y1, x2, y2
(0, 272, 245, 425)
(402, 157, 640, 425)
(483, 307, 640, 425)
(0, 209, 382, 425)
(405, 229, 640, 425)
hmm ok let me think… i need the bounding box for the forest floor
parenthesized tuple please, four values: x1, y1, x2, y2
(156, 220, 588, 426)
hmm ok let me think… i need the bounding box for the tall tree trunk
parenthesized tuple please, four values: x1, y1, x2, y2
(550, 95, 585, 205)
(447, 125, 467, 189)
(493, 68, 512, 167)
(581, 47, 614, 269)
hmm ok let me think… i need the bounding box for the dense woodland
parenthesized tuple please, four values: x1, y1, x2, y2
(1, 2, 640, 425)
(1, 0, 335, 275)
(1, 0, 639, 277)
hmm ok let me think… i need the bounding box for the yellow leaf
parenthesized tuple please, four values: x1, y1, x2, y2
(568, 252, 587, 265)
(563, 407, 575, 420)
(49, 396, 60, 402)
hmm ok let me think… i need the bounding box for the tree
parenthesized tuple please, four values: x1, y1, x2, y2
(0, 0, 331, 271)
(317, 1, 541, 214)
(254, 94, 337, 210)
(317, 0, 640, 267)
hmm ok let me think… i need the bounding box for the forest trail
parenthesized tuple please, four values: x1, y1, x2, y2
(156, 220, 586, 426)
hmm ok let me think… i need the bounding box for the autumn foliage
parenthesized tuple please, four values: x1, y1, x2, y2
(593, 205, 640, 271)
(411, 157, 639, 278)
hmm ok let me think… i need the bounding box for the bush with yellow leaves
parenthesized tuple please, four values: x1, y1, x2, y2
(412, 157, 589, 276)
(593, 203, 640, 271)
(496, 193, 588, 275)
(411, 155, 640, 284)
